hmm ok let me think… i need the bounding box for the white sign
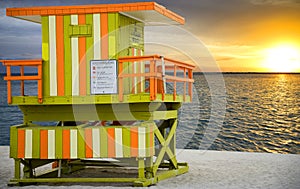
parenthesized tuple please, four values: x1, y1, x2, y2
(90, 60, 118, 94)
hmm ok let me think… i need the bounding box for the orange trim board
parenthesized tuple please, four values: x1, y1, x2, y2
(6, 2, 184, 25)
(17, 130, 25, 158)
(56, 15, 65, 96)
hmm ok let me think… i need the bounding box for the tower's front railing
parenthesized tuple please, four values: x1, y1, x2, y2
(118, 55, 195, 102)
(1, 59, 43, 104)
(1, 55, 194, 104)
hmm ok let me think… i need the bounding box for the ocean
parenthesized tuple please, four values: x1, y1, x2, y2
(0, 74, 299, 154)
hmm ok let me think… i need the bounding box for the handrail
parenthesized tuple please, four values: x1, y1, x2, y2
(1, 59, 43, 104)
(1, 56, 194, 104)
(118, 55, 195, 102)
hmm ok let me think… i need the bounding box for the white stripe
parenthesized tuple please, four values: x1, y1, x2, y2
(93, 14, 101, 59)
(49, 16, 57, 96)
(25, 130, 32, 158)
(92, 128, 100, 157)
(140, 50, 145, 91)
(134, 48, 138, 94)
(115, 128, 123, 158)
(70, 129, 78, 159)
(71, 15, 79, 96)
(138, 127, 146, 157)
(48, 130, 55, 159)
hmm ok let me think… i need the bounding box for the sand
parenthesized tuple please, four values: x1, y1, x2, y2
(0, 146, 299, 189)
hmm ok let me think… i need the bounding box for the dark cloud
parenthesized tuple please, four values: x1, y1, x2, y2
(0, 0, 299, 72)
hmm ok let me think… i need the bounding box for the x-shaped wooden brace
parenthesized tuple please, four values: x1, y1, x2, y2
(152, 119, 178, 176)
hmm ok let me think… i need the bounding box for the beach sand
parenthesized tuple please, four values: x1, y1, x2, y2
(0, 146, 299, 189)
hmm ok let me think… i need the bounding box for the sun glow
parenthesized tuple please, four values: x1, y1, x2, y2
(264, 45, 300, 72)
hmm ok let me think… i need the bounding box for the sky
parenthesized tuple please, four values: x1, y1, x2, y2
(0, 0, 299, 72)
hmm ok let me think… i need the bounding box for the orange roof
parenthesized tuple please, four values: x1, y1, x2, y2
(6, 2, 184, 25)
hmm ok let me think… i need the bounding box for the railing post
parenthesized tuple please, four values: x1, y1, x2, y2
(38, 63, 43, 103)
(131, 60, 136, 94)
(188, 69, 193, 102)
(149, 59, 156, 100)
(20, 66, 24, 96)
(173, 66, 177, 101)
(118, 61, 124, 102)
(183, 67, 186, 102)
(154, 59, 158, 100)
(7, 65, 12, 104)
(160, 56, 166, 101)
(137, 60, 142, 93)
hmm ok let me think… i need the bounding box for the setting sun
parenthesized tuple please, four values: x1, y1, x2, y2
(264, 45, 300, 72)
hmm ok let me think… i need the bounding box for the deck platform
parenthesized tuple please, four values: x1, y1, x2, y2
(1, 146, 299, 189)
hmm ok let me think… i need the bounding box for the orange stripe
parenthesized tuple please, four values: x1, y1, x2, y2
(6, 2, 185, 25)
(40, 130, 48, 159)
(131, 48, 135, 93)
(78, 14, 87, 96)
(56, 15, 65, 96)
(100, 13, 108, 59)
(17, 130, 25, 158)
(130, 127, 138, 157)
(85, 128, 93, 158)
(137, 49, 142, 93)
(62, 130, 70, 159)
(107, 128, 115, 158)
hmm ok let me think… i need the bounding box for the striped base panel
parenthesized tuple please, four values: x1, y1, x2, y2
(13, 125, 154, 159)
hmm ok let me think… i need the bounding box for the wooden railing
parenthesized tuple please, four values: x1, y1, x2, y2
(1, 55, 194, 104)
(1, 60, 43, 104)
(118, 55, 195, 102)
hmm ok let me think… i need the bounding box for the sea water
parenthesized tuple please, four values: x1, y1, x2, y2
(0, 74, 299, 154)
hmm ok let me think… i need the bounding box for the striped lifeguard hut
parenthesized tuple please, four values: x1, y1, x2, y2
(1, 2, 195, 187)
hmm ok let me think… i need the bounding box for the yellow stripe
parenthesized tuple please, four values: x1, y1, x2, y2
(71, 14, 79, 96)
(49, 15, 57, 96)
(70, 129, 77, 159)
(93, 13, 101, 59)
(48, 130, 55, 159)
(25, 130, 32, 158)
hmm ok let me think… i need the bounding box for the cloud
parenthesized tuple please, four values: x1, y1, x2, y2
(250, 0, 300, 6)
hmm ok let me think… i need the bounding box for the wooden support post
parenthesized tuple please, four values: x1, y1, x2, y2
(20, 66, 24, 96)
(14, 159, 21, 179)
(183, 68, 186, 102)
(138, 158, 145, 179)
(149, 60, 155, 100)
(118, 62, 124, 101)
(38, 63, 43, 103)
(145, 157, 154, 178)
(173, 66, 177, 101)
(6, 65, 12, 104)
(188, 69, 193, 102)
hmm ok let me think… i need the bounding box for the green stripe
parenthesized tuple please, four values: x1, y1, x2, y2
(119, 15, 130, 93)
(63, 15, 72, 96)
(146, 126, 150, 157)
(100, 127, 108, 157)
(122, 127, 131, 157)
(85, 14, 94, 95)
(32, 128, 40, 158)
(118, 14, 130, 57)
(108, 13, 118, 59)
(41, 16, 50, 97)
(55, 128, 62, 159)
(10, 126, 18, 158)
(77, 128, 85, 158)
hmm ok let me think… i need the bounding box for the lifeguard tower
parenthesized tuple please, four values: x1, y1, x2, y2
(1, 2, 195, 187)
